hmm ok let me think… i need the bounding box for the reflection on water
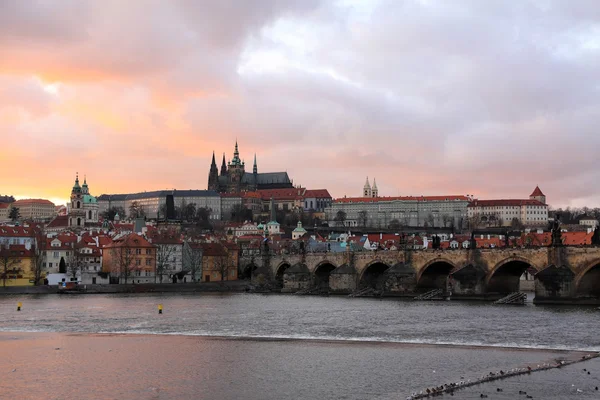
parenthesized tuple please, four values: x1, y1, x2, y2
(1, 294, 599, 400)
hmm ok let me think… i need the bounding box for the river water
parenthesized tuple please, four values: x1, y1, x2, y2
(1, 293, 599, 399)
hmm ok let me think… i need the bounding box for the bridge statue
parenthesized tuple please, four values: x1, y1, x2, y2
(551, 214, 562, 247)
(592, 225, 600, 246)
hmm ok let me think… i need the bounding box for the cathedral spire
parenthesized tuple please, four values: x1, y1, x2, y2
(211, 151, 216, 166)
(363, 176, 371, 197)
(253, 153, 257, 174)
(221, 153, 227, 176)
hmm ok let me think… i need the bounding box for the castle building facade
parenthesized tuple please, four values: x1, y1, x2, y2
(208, 141, 293, 193)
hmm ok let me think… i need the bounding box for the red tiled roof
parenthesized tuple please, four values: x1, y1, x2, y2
(46, 215, 69, 228)
(198, 242, 228, 256)
(241, 191, 260, 199)
(530, 186, 545, 197)
(468, 199, 546, 207)
(220, 193, 243, 198)
(0, 203, 10, 209)
(304, 189, 332, 199)
(13, 199, 55, 206)
(367, 234, 400, 243)
(258, 188, 306, 200)
(562, 231, 592, 245)
(334, 195, 470, 204)
(105, 233, 154, 249)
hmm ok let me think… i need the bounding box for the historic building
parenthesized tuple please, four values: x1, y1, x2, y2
(363, 177, 378, 198)
(467, 186, 548, 227)
(208, 141, 293, 193)
(325, 195, 470, 228)
(12, 199, 56, 220)
(68, 174, 99, 228)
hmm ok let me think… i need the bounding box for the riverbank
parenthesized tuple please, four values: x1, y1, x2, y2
(0, 281, 250, 295)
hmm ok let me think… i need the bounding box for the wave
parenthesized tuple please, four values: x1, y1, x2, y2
(2, 327, 598, 353)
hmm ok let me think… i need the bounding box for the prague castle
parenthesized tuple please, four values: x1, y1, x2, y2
(208, 141, 293, 193)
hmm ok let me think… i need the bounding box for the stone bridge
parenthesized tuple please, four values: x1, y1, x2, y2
(239, 246, 600, 304)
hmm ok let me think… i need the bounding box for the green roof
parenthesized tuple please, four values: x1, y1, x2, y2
(83, 194, 97, 204)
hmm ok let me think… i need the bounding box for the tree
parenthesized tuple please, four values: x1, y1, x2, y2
(67, 246, 84, 282)
(129, 201, 145, 219)
(9, 206, 20, 222)
(357, 210, 368, 227)
(101, 206, 126, 221)
(388, 219, 401, 231)
(0, 245, 21, 288)
(183, 202, 197, 222)
(230, 203, 252, 223)
(511, 217, 524, 231)
(112, 244, 135, 284)
(442, 215, 452, 228)
(195, 207, 212, 229)
(334, 210, 347, 227)
(426, 213, 435, 228)
(183, 242, 202, 282)
(467, 214, 483, 231)
(155, 243, 176, 283)
(214, 252, 231, 284)
(31, 244, 45, 286)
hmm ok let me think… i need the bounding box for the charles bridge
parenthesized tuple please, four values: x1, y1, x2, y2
(239, 245, 600, 304)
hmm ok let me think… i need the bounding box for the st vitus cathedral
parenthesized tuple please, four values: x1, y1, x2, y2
(208, 141, 294, 193)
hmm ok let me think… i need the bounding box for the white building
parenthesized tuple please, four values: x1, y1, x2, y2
(467, 187, 548, 227)
(148, 233, 184, 283)
(325, 195, 470, 228)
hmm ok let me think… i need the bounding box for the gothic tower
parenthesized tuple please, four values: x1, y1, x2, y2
(220, 153, 227, 176)
(208, 151, 219, 191)
(372, 178, 378, 198)
(529, 186, 546, 204)
(253, 153, 257, 174)
(363, 177, 372, 197)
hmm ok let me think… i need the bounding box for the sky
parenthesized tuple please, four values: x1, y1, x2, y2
(1, 0, 599, 208)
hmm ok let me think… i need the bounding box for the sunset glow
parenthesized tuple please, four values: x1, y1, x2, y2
(1, 0, 599, 208)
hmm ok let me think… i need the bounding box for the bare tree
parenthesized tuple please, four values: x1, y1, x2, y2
(357, 210, 368, 227)
(183, 242, 202, 282)
(31, 243, 45, 285)
(334, 210, 347, 227)
(388, 219, 401, 231)
(155, 243, 176, 283)
(111, 245, 135, 284)
(0, 245, 21, 288)
(214, 253, 231, 284)
(129, 201, 145, 219)
(442, 215, 452, 228)
(67, 247, 84, 282)
(426, 213, 435, 228)
(467, 214, 483, 231)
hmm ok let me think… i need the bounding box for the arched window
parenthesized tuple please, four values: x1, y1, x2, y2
(89, 210, 92, 219)
(77, 217, 81, 226)
(77, 201, 81, 209)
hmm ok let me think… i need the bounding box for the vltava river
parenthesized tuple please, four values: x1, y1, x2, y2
(1, 293, 599, 399)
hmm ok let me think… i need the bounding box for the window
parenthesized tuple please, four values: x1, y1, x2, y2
(146, 249, 151, 255)
(53, 251, 59, 257)
(136, 259, 141, 266)
(135, 249, 141, 255)
(146, 259, 152, 266)
(49, 263, 53, 268)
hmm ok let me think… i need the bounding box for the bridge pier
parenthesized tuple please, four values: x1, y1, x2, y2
(381, 262, 417, 296)
(282, 263, 311, 293)
(329, 264, 356, 294)
(450, 264, 487, 300)
(533, 265, 576, 304)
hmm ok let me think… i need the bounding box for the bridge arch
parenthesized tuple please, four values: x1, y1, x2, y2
(240, 262, 259, 280)
(314, 261, 337, 290)
(486, 257, 538, 293)
(275, 262, 292, 287)
(416, 258, 458, 282)
(574, 258, 600, 296)
(359, 260, 392, 290)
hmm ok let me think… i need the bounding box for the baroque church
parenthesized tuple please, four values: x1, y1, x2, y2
(68, 174, 99, 227)
(208, 141, 293, 193)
